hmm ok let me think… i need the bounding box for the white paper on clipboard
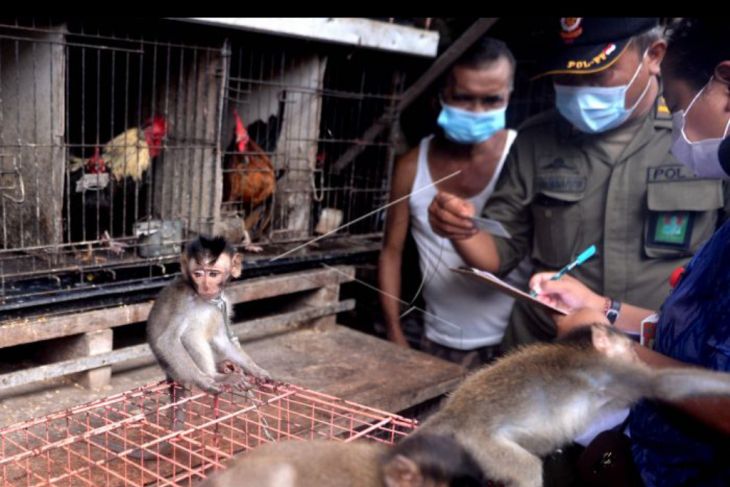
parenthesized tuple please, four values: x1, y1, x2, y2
(470, 217, 511, 239)
(451, 267, 568, 316)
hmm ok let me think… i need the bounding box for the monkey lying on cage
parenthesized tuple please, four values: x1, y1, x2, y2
(197, 433, 485, 487)
(195, 323, 730, 486)
(406, 323, 730, 487)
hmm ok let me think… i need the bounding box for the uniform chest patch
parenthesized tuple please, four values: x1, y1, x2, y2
(649, 211, 693, 248)
(537, 157, 585, 194)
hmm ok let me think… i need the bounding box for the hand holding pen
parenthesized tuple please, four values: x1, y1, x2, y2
(529, 245, 597, 298)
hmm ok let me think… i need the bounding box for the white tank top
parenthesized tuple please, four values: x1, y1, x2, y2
(409, 132, 533, 349)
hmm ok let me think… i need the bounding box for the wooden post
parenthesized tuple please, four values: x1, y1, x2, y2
(0, 23, 66, 248)
(154, 44, 222, 235)
(274, 54, 328, 240)
(303, 284, 340, 331)
(41, 329, 113, 390)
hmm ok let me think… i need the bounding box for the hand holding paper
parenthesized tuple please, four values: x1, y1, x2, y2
(470, 216, 511, 239)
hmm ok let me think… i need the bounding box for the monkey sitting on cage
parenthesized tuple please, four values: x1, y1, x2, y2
(146, 234, 274, 394)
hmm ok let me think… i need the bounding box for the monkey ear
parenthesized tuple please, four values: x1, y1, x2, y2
(383, 454, 423, 487)
(230, 252, 243, 279)
(591, 324, 612, 354)
(591, 323, 633, 359)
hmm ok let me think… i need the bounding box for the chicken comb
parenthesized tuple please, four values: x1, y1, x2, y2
(233, 110, 250, 153)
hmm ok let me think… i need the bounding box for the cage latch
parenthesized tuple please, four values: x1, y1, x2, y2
(0, 155, 26, 204)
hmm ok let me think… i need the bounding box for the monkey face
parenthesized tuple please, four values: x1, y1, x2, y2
(188, 254, 233, 300)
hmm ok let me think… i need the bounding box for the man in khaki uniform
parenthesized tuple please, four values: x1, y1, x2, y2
(429, 18, 730, 354)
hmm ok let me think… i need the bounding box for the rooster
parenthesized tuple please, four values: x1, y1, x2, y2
(69, 115, 167, 182)
(222, 111, 280, 252)
(66, 115, 167, 248)
(223, 111, 276, 207)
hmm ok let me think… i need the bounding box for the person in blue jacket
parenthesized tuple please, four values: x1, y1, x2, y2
(530, 17, 730, 487)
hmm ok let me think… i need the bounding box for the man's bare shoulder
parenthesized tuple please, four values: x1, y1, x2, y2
(391, 145, 421, 191)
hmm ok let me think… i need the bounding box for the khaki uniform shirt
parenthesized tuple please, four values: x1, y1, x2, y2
(483, 101, 730, 350)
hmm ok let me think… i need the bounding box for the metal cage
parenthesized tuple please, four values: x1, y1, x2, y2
(0, 381, 417, 486)
(0, 18, 421, 314)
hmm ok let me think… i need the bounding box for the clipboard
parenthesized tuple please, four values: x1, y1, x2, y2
(451, 266, 568, 316)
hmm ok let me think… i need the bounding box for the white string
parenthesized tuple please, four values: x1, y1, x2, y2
(229, 389, 275, 441)
(399, 235, 445, 319)
(268, 167, 469, 344)
(270, 170, 462, 262)
(322, 263, 462, 332)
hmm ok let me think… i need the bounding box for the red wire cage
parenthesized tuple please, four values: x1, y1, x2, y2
(0, 381, 417, 486)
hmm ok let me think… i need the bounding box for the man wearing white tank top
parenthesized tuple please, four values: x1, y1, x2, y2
(379, 37, 532, 369)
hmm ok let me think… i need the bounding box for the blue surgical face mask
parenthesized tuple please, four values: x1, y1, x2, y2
(437, 100, 507, 144)
(671, 77, 730, 179)
(554, 50, 652, 134)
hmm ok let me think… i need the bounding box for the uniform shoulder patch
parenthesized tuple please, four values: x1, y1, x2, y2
(655, 96, 672, 121)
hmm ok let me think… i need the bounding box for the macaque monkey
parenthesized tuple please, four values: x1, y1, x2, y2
(100, 236, 273, 460)
(411, 324, 730, 487)
(96, 236, 272, 460)
(197, 433, 485, 487)
(146, 234, 272, 394)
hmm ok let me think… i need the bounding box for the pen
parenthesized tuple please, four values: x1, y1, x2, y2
(529, 245, 597, 297)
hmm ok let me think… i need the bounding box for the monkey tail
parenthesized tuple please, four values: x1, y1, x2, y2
(651, 368, 730, 401)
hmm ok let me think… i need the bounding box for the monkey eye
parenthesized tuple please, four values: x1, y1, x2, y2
(209, 271, 221, 278)
(192, 271, 205, 279)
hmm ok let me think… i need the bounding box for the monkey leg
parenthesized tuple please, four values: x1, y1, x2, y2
(167, 381, 189, 430)
(458, 434, 543, 487)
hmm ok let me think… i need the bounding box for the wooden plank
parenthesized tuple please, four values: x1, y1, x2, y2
(0, 266, 354, 348)
(0, 300, 354, 391)
(226, 266, 354, 304)
(0, 344, 149, 391)
(0, 24, 66, 248)
(0, 304, 152, 349)
(251, 326, 466, 413)
(233, 300, 354, 341)
(179, 18, 440, 57)
(332, 18, 499, 173)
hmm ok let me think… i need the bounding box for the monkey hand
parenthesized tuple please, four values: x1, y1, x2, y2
(217, 360, 241, 375)
(244, 369, 285, 390)
(217, 373, 255, 393)
(253, 375, 286, 390)
(428, 192, 478, 240)
(196, 376, 224, 395)
(530, 272, 605, 314)
(244, 364, 273, 382)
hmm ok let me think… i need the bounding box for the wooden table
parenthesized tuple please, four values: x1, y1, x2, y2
(248, 324, 466, 413)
